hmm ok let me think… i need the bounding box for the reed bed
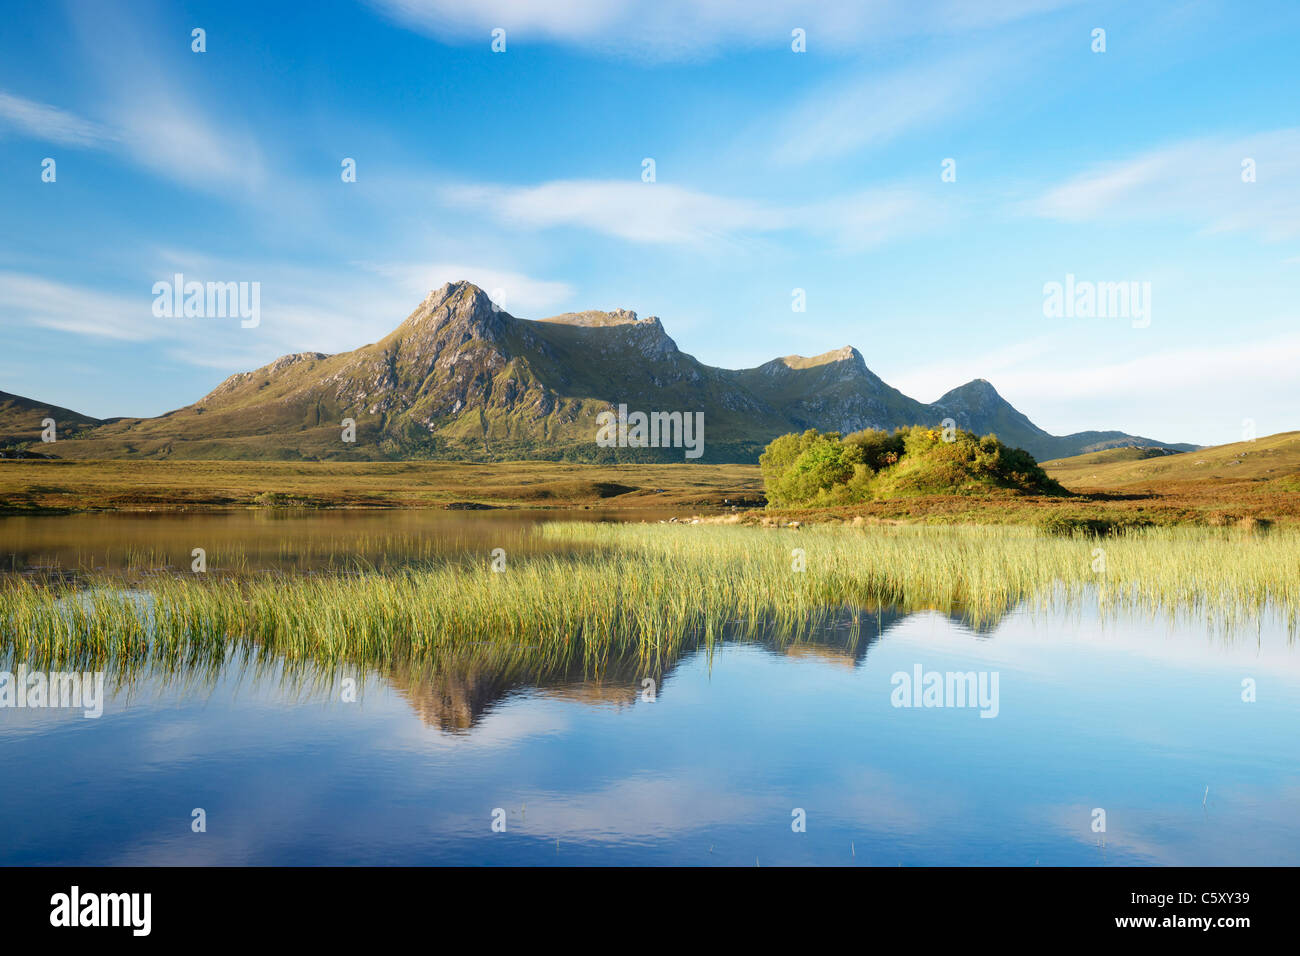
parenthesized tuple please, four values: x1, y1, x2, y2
(2, 522, 1297, 671)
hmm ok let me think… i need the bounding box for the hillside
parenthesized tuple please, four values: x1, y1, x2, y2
(4, 281, 1193, 463)
(0, 390, 107, 452)
(1042, 446, 1183, 468)
(1042, 432, 1300, 487)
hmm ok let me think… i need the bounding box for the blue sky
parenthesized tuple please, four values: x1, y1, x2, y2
(1, 0, 1298, 446)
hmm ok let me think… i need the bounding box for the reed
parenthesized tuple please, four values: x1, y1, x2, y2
(3, 522, 1297, 669)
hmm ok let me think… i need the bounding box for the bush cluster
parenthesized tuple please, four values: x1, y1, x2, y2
(760, 426, 1065, 507)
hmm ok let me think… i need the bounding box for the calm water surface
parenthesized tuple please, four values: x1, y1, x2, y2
(2, 513, 1297, 865)
(0, 509, 646, 575)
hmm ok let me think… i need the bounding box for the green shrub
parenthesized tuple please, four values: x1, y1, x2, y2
(761, 425, 1066, 508)
(765, 432, 867, 507)
(843, 428, 904, 469)
(759, 429, 825, 491)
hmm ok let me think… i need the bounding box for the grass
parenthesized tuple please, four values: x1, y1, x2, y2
(4, 522, 1297, 672)
(1042, 431, 1300, 485)
(5, 436, 1300, 527)
(0, 458, 762, 513)
(757, 490, 1300, 528)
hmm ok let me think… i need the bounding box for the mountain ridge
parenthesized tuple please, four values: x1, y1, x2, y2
(3, 281, 1196, 463)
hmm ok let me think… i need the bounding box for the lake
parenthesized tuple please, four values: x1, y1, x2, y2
(2, 512, 1297, 865)
(0, 509, 646, 577)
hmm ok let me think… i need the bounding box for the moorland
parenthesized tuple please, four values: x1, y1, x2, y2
(2, 429, 1298, 529)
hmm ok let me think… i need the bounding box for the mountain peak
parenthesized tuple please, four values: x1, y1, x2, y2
(396, 280, 506, 342)
(534, 308, 678, 362)
(932, 378, 1049, 442)
(540, 308, 646, 328)
(777, 345, 865, 371)
(420, 280, 496, 314)
(943, 378, 1001, 400)
(935, 379, 1015, 414)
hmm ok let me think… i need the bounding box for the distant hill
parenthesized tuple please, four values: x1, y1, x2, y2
(929, 379, 1197, 462)
(1044, 445, 1184, 467)
(1042, 432, 1300, 487)
(0, 390, 107, 452)
(4, 281, 1195, 463)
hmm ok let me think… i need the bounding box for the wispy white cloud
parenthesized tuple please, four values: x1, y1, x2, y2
(369, 0, 1080, 60)
(0, 255, 577, 371)
(2, 1, 270, 194)
(1026, 129, 1300, 241)
(442, 180, 779, 243)
(805, 187, 951, 247)
(0, 86, 263, 192)
(111, 97, 266, 191)
(0, 91, 117, 148)
(0, 271, 159, 341)
(770, 48, 1008, 165)
(440, 178, 946, 247)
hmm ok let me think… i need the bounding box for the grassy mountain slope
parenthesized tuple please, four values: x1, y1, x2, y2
(1043, 432, 1300, 487)
(9, 281, 1194, 463)
(731, 346, 933, 435)
(0, 390, 107, 452)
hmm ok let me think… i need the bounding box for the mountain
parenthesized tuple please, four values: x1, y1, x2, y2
(732, 346, 933, 436)
(0, 390, 109, 455)
(928, 378, 1194, 462)
(1042, 431, 1300, 487)
(4, 281, 1195, 463)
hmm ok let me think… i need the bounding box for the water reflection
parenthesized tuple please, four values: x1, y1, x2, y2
(0, 508, 651, 576)
(3, 599, 1299, 864)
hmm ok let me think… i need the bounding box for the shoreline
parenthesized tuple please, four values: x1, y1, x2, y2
(2, 457, 1299, 527)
